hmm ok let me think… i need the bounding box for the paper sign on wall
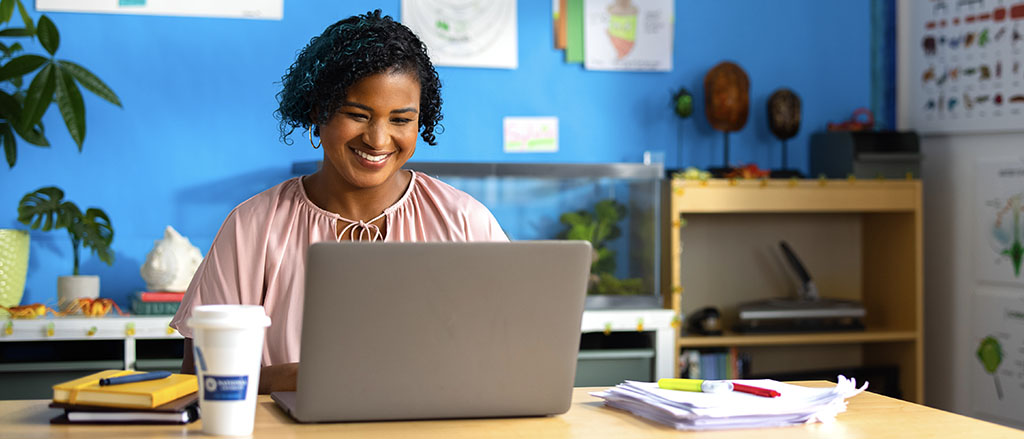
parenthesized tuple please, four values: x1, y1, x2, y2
(503, 117, 558, 153)
(971, 288, 1024, 423)
(976, 158, 1024, 287)
(907, 0, 1024, 133)
(36, 0, 282, 19)
(401, 0, 518, 69)
(583, 0, 673, 71)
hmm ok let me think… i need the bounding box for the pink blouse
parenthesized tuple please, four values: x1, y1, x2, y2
(169, 171, 508, 366)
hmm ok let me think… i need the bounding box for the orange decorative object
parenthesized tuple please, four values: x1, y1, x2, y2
(63, 298, 127, 317)
(827, 108, 875, 131)
(0, 304, 61, 319)
(723, 164, 771, 179)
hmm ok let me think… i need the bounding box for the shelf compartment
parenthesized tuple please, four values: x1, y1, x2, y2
(670, 179, 919, 213)
(677, 329, 918, 348)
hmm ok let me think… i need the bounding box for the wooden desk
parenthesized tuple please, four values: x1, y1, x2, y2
(3, 383, 1022, 438)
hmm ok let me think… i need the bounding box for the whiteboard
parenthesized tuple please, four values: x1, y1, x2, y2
(35, 0, 283, 20)
(905, 0, 1024, 133)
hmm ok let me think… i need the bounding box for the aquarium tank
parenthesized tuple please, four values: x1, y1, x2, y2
(292, 161, 664, 309)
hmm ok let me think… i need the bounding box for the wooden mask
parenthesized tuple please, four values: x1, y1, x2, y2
(704, 61, 749, 132)
(767, 88, 801, 140)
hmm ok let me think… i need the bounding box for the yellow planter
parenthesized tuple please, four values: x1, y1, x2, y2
(0, 229, 30, 312)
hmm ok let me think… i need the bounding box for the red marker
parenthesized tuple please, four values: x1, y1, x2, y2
(732, 383, 781, 398)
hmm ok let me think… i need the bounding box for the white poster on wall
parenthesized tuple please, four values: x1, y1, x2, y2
(583, 0, 673, 71)
(976, 158, 1024, 287)
(971, 287, 1024, 423)
(503, 116, 558, 153)
(906, 0, 1024, 133)
(401, 0, 518, 69)
(35, 0, 282, 20)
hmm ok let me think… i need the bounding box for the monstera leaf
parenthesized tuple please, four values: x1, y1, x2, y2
(16, 185, 65, 230)
(17, 185, 114, 275)
(75, 207, 114, 265)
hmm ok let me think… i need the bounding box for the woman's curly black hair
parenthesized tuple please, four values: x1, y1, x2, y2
(275, 9, 443, 145)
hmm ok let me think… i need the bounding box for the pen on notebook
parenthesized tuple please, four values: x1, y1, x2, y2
(657, 378, 781, 398)
(99, 371, 172, 386)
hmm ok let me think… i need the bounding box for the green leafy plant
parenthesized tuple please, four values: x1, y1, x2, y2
(0, 0, 121, 168)
(17, 186, 114, 275)
(559, 199, 644, 295)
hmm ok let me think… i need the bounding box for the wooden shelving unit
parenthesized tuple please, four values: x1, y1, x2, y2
(665, 178, 923, 403)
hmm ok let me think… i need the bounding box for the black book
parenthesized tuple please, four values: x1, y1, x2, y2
(49, 392, 199, 425)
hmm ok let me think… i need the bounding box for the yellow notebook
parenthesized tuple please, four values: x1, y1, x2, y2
(53, 370, 198, 409)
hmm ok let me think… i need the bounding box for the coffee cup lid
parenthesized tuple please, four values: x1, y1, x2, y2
(187, 305, 271, 330)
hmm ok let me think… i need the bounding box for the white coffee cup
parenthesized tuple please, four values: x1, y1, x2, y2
(188, 305, 271, 437)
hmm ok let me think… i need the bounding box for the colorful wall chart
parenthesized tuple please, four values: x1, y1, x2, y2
(976, 158, 1024, 287)
(909, 1, 1024, 133)
(971, 288, 1024, 424)
(583, 0, 673, 71)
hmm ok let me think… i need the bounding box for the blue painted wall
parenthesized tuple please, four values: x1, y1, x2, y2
(1, 0, 871, 308)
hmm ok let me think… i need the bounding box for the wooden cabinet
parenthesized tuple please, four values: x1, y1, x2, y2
(664, 178, 923, 403)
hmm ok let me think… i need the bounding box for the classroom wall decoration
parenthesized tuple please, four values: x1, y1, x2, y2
(972, 157, 1024, 425)
(401, 0, 518, 69)
(971, 287, 1024, 423)
(583, 0, 673, 71)
(908, 0, 1024, 133)
(975, 157, 1024, 287)
(35, 0, 282, 20)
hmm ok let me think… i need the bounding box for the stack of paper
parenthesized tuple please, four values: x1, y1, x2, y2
(592, 376, 867, 431)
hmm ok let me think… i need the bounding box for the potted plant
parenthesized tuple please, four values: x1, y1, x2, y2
(17, 186, 114, 310)
(0, 0, 120, 311)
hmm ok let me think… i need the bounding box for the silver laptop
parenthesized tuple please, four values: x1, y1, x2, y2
(272, 240, 591, 423)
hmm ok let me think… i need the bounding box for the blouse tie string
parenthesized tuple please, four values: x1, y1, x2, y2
(336, 211, 387, 242)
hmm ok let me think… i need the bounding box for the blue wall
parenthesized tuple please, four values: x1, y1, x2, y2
(1, 0, 871, 308)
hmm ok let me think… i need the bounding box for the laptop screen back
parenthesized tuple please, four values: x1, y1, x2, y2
(293, 241, 591, 422)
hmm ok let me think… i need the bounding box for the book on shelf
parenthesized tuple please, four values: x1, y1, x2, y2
(137, 291, 185, 302)
(53, 370, 198, 410)
(679, 348, 749, 380)
(131, 292, 183, 315)
(49, 392, 199, 425)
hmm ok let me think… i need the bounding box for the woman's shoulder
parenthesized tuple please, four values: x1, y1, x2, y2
(408, 171, 490, 213)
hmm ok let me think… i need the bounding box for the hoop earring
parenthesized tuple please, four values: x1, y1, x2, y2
(309, 126, 321, 149)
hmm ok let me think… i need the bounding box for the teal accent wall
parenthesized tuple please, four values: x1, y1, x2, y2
(1, 0, 872, 308)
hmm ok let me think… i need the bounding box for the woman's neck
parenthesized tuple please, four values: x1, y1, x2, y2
(304, 169, 410, 222)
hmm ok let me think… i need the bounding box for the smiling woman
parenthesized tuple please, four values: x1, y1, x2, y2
(167, 9, 508, 394)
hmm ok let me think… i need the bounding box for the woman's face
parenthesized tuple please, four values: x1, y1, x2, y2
(319, 70, 421, 191)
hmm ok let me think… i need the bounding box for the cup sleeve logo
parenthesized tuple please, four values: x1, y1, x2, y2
(202, 375, 249, 401)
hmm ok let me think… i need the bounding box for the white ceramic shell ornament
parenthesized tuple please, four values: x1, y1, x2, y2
(140, 226, 203, 292)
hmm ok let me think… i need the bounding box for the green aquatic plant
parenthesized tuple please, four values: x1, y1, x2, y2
(559, 199, 643, 295)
